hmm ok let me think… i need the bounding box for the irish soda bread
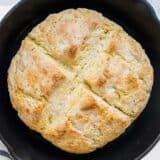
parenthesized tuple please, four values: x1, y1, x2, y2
(8, 8, 153, 153)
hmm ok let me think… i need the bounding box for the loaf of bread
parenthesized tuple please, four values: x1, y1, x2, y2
(8, 8, 153, 153)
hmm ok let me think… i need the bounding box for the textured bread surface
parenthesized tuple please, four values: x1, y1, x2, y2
(8, 8, 153, 154)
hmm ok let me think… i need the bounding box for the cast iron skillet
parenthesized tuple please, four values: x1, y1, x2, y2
(0, 0, 160, 160)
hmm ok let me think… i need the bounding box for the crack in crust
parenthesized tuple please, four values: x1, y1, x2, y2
(8, 8, 153, 154)
(83, 81, 132, 117)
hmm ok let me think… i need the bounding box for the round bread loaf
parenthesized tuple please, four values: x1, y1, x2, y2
(8, 8, 153, 153)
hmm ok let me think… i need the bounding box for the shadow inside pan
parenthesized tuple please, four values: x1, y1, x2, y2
(0, 0, 160, 160)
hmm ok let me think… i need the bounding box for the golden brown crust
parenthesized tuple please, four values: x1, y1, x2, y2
(12, 39, 66, 99)
(81, 28, 153, 117)
(28, 8, 109, 64)
(8, 8, 153, 153)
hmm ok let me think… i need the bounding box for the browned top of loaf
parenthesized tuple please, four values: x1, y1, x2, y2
(8, 8, 153, 154)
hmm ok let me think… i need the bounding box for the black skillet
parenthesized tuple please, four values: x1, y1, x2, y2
(0, 0, 160, 160)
